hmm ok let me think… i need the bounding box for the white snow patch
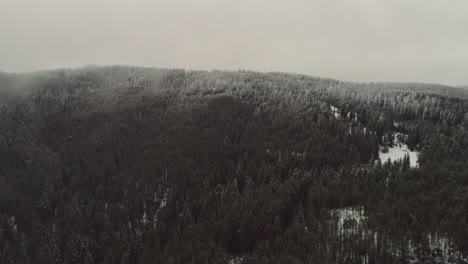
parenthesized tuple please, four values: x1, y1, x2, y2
(330, 105, 340, 119)
(408, 233, 468, 264)
(142, 211, 148, 225)
(291, 151, 306, 159)
(229, 256, 244, 264)
(9, 216, 17, 233)
(160, 191, 168, 208)
(379, 133, 419, 168)
(329, 207, 468, 263)
(154, 189, 169, 208)
(330, 206, 366, 234)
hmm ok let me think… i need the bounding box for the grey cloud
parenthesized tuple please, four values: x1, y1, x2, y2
(1, 0, 467, 85)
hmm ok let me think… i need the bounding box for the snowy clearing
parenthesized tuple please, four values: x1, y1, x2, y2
(379, 133, 419, 168)
(379, 144, 419, 168)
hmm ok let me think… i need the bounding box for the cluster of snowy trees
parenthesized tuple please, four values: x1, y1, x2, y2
(0, 67, 467, 263)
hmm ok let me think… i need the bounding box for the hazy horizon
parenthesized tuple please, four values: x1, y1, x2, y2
(1, 0, 468, 86)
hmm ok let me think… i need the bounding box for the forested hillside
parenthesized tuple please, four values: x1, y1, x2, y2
(1, 66, 467, 263)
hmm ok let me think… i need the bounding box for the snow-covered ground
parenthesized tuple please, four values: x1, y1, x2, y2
(378, 133, 419, 168)
(330, 105, 341, 119)
(226, 206, 467, 263)
(330, 105, 358, 122)
(327, 104, 419, 168)
(229, 256, 244, 264)
(408, 233, 468, 264)
(330, 206, 366, 233)
(330, 206, 468, 263)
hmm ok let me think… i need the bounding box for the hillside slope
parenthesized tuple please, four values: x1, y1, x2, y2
(1, 66, 467, 263)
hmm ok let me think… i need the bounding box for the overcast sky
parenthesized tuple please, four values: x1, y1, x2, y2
(1, 0, 467, 85)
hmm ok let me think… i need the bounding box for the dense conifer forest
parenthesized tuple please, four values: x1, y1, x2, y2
(1, 66, 467, 263)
